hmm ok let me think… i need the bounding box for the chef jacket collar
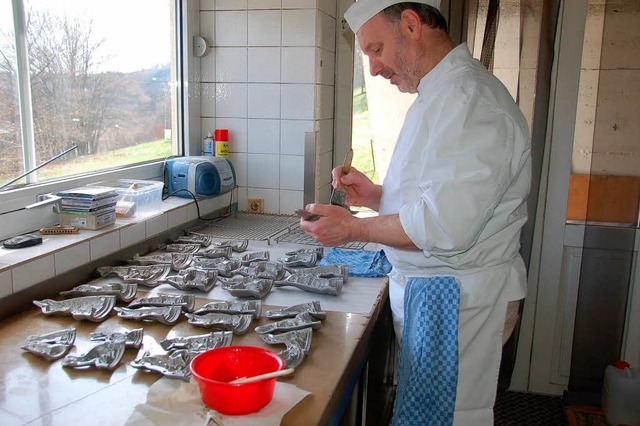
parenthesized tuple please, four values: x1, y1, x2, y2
(416, 43, 470, 100)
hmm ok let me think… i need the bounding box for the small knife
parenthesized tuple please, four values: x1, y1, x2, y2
(330, 148, 353, 208)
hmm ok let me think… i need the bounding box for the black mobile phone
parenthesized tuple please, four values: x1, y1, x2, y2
(295, 208, 322, 221)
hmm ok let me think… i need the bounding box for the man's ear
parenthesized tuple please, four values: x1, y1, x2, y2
(400, 9, 423, 40)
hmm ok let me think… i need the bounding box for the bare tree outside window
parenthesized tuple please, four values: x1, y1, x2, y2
(0, 0, 175, 189)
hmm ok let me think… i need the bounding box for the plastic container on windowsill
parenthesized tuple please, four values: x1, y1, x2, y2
(89, 179, 163, 218)
(602, 361, 640, 426)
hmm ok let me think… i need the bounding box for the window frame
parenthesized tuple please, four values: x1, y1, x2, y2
(0, 0, 199, 239)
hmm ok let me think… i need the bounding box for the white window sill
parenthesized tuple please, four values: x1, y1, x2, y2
(0, 192, 236, 298)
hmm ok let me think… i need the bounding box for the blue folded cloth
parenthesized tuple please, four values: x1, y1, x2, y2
(318, 248, 392, 277)
(391, 276, 460, 426)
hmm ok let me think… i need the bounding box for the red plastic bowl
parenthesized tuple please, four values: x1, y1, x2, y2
(190, 345, 285, 415)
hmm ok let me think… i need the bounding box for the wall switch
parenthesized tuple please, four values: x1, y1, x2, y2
(248, 198, 264, 213)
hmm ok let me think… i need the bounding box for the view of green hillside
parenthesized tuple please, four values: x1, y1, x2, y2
(0, 139, 172, 185)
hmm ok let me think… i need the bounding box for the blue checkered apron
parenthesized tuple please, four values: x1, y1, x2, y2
(391, 276, 460, 426)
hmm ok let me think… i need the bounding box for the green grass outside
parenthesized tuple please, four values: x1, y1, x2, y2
(351, 89, 378, 184)
(23, 139, 173, 182)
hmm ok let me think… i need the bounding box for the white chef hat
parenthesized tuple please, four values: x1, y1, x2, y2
(344, 0, 441, 33)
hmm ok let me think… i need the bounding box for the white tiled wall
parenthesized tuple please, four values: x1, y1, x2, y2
(12, 255, 55, 293)
(0, 269, 13, 298)
(54, 242, 91, 275)
(199, 0, 337, 215)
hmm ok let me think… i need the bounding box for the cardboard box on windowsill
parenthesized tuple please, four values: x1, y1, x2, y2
(58, 210, 116, 230)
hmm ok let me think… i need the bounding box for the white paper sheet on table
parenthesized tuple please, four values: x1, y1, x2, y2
(125, 378, 311, 426)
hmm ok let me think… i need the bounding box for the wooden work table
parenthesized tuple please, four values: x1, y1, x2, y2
(0, 244, 390, 426)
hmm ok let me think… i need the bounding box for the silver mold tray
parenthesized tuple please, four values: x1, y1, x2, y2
(219, 277, 273, 299)
(278, 252, 319, 268)
(127, 294, 196, 312)
(114, 305, 182, 325)
(160, 330, 233, 352)
(193, 300, 262, 319)
(288, 264, 350, 284)
(130, 349, 196, 381)
(254, 312, 322, 334)
(209, 239, 249, 252)
(193, 258, 241, 277)
(97, 264, 171, 287)
(59, 282, 137, 303)
(185, 313, 253, 335)
(33, 295, 116, 322)
(160, 243, 202, 253)
(259, 328, 313, 369)
(21, 328, 77, 361)
(265, 301, 327, 320)
(285, 247, 324, 259)
(160, 269, 217, 292)
(195, 246, 233, 259)
(129, 253, 193, 270)
(241, 250, 270, 265)
(274, 275, 343, 296)
(90, 328, 144, 348)
(174, 233, 213, 247)
(233, 261, 285, 280)
(62, 339, 126, 370)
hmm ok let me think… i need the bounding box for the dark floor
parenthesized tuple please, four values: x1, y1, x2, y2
(495, 390, 569, 425)
(364, 386, 609, 425)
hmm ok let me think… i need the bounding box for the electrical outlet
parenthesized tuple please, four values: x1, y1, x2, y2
(248, 197, 264, 213)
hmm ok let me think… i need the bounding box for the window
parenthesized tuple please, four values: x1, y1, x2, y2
(0, 0, 180, 194)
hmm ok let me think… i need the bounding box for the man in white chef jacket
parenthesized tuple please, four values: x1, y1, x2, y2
(300, 0, 531, 424)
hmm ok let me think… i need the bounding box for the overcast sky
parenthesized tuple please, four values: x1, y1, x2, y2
(1, 0, 172, 73)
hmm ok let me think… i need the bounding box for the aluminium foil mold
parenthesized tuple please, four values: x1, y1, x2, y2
(160, 330, 233, 353)
(130, 349, 196, 381)
(185, 313, 253, 335)
(265, 301, 327, 320)
(219, 277, 273, 299)
(62, 338, 126, 370)
(127, 294, 196, 313)
(59, 282, 137, 303)
(90, 328, 144, 349)
(33, 295, 116, 322)
(114, 305, 182, 325)
(193, 300, 262, 319)
(273, 275, 343, 296)
(160, 269, 217, 292)
(254, 312, 322, 335)
(21, 328, 77, 361)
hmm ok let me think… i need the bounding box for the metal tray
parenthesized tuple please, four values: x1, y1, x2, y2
(160, 330, 233, 352)
(114, 305, 182, 325)
(21, 328, 77, 361)
(59, 282, 137, 303)
(274, 275, 343, 296)
(127, 294, 196, 312)
(130, 349, 196, 381)
(254, 312, 322, 334)
(62, 339, 125, 370)
(265, 301, 327, 320)
(161, 269, 217, 292)
(33, 295, 116, 322)
(193, 300, 262, 319)
(185, 313, 253, 335)
(90, 328, 144, 348)
(219, 277, 273, 299)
